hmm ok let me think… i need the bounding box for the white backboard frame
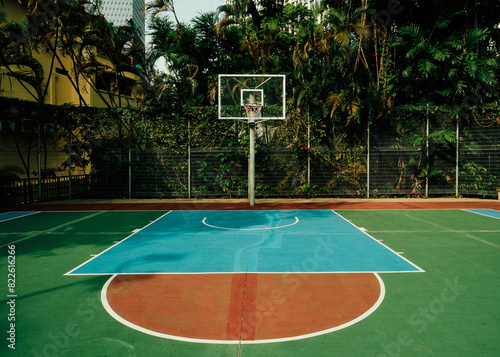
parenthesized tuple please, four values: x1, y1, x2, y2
(218, 74, 286, 121)
(241, 89, 264, 106)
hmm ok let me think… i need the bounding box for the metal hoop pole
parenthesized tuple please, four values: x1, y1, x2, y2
(249, 118, 255, 206)
(244, 104, 261, 206)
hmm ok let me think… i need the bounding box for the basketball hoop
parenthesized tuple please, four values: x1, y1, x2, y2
(218, 74, 286, 206)
(243, 103, 262, 121)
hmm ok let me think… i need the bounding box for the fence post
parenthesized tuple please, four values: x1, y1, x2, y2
(68, 130, 72, 200)
(23, 179, 27, 204)
(455, 119, 459, 197)
(129, 146, 132, 199)
(307, 125, 311, 186)
(37, 121, 42, 201)
(156, 148, 160, 197)
(426, 114, 429, 197)
(188, 119, 191, 199)
(367, 121, 370, 198)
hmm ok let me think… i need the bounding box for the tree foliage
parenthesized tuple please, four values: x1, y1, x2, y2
(1, 0, 499, 197)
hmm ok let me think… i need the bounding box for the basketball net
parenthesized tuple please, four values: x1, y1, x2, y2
(243, 103, 262, 122)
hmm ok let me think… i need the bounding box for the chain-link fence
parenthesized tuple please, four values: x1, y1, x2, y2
(1, 119, 499, 204)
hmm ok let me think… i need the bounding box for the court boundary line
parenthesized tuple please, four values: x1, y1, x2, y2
(0, 211, 106, 249)
(330, 210, 426, 273)
(100, 272, 386, 344)
(64, 211, 173, 276)
(463, 233, 500, 248)
(11, 209, 227, 213)
(66, 209, 424, 276)
(0, 211, 40, 223)
(396, 209, 500, 249)
(462, 208, 500, 220)
(66, 269, 427, 276)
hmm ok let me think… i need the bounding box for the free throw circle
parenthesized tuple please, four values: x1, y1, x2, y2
(102, 273, 384, 344)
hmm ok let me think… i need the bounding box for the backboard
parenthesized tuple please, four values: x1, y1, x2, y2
(218, 74, 286, 121)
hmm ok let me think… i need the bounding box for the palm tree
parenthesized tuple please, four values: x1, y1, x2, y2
(138, 47, 163, 103)
(79, 18, 144, 108)
(148, 16, 201, 105)
(216, 0, 284, 72)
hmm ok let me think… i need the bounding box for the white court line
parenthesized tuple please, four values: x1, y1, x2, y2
(0, 211, 104, 249)
(63, 269, 426, 276)
(464, 234, 500, 248)
(462, 209, 500, 220)
(100, 272, 385, 344)
(0, 211, 40, 223)
(440, 211, 500, 248)
(330, 210, 425, 273)
(68, 210, 423, 275)
(64, 211, 172, 276)
(202, 216, 299, 231)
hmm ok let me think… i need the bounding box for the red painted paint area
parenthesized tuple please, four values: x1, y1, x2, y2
(105, 273, 382, 342)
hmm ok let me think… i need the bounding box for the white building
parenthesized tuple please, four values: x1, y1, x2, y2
(285, 0, 321, 9)
(99, 0, 145, 44)
(225, 0, 320, 10)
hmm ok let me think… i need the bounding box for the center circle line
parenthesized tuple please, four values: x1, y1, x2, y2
(202, 217, 299, 231)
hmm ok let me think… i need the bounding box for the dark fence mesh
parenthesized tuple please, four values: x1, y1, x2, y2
(459, 123, 500, 197)
(2, 119, 499, 204)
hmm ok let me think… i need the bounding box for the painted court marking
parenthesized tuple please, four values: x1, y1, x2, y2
(101, 272, 386, 344)
(0, 211, 40, 223)
(330, 210, 424, 273)
(237, 249, 250, 353)
(59, 209, 428, 344)
(202, 216, 299, 230)
(463, 209, 500, 220)
(463, 234, 500, 248)
(67, 210, 424, 275)
(65, 211, 172, 276)
(458, 209, 500, 248)
(0, 211, 105, 249)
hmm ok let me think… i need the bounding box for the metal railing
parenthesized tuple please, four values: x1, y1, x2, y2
(0, 175, 91, 206)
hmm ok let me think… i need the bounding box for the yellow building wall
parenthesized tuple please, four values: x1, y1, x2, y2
(0, 0, 142, 108)
(1, 0, 142, 180)
(1, 0, 25, 22)
(0, 128, 87, 179)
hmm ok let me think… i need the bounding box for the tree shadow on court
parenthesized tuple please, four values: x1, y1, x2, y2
(0, 211, 165, 259)
(110, 253, 188, 274)
(1, 275, 108, 304)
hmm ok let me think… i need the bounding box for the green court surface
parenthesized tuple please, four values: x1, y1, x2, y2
(1, 207, 499, 356)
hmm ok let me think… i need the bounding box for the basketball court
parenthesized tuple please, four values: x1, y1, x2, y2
(1, 74, 499, 356)
(1, 199, 499, 356)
